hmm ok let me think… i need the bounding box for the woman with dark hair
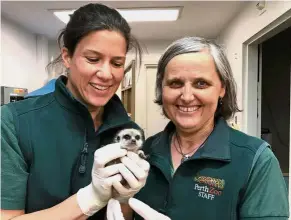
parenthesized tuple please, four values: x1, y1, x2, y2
(108, 37, 288, 220)
(1, 3, 149, 219)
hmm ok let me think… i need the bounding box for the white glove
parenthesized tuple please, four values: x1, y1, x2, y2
(77, 143, 127, 216)
(113, 151, 150, 203)
(129, 198, 170, 220)
(106, 198, 125, 220)
(106, 198, 170, 220)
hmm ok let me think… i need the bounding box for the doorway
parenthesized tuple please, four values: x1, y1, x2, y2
(260, 26, 291, 177)
(243, 14, 291, 197)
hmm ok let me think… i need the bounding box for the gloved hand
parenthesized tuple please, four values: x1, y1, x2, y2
(106, 198, 125, 220)
(106, 198, 171, 220)
(77, 143, 127, 216)
(129, 198, 170, 220)
(113, 151, 150, 203)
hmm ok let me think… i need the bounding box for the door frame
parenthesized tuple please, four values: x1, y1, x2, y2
(134, 56, 160, 137)
(145, 63, 159, 138)
(242, 11, 291, 205)
(243, 11, 291, 138)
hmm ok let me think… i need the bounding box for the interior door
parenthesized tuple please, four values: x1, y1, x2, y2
(145, 65, 169, 138)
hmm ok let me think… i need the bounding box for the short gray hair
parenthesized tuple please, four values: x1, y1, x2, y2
(155, 37, 241, 120)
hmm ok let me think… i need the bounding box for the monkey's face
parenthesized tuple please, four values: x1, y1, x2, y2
(115, 129, 143, 151)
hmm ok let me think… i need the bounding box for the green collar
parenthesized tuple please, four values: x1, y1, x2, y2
(149, 118, 231, 163)
(54, 76, 131, 133)
(54, 75, 88, 114)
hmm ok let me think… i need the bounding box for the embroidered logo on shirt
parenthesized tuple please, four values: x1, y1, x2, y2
(193, 175, 225, 200)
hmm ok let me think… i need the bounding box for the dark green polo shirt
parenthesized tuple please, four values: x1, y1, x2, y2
(134, 119, 289, 220)
(1, 76, 141, 219)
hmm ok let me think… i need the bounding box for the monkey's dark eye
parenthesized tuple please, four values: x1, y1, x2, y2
(123, 134, 131, 140)
(135, 135, 140, 140)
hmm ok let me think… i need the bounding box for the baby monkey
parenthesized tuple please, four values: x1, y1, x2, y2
(114, 128, 147, 160)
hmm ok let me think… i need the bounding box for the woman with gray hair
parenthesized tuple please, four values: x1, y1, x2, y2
(107, 37, 288, 220)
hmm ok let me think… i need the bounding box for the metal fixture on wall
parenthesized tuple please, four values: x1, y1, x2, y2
(1, 86, 28, 106)
(256, 1, 265, 10)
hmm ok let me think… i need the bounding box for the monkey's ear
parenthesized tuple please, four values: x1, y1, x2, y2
(116, 136, 120, 142)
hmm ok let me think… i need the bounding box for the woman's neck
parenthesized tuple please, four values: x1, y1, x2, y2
(176, 119, 215, 151)
(88, 107, 104, 130)
(65, 80, 104, 130)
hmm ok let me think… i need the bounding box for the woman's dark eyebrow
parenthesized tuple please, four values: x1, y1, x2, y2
(165, 76, 212, 85)
(84, 49, 125, 60)
(193, 77, 212, 83)
(165, 77, 183, 84)
(84, 49, 100, 55)
(194, 77, 208, 81)
(113, 56, 126, 61)
(167, 76, 183, 81)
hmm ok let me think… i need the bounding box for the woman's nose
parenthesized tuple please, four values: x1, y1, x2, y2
(96, 62, 113, 80)
(181, 85, 194, 102)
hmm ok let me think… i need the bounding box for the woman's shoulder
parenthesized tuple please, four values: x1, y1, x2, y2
(3, 93, 55, 118)
(228, 126, 270, 152)
(142, 131, 165, 153)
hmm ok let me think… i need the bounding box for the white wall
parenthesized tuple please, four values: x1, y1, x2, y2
(1, 17, 49, 93)
(218, 1, 291, 134)
(139, 40, 173, 60)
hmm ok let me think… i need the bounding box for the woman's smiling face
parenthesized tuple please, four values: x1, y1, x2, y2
(62, 30, 127, 109)
(162, 51, 225, 133)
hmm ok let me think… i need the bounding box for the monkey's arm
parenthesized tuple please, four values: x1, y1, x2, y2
(104, 201, 133, 220)
(121, 203, 134, 220)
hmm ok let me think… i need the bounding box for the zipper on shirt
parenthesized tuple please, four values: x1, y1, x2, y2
(79, 130, 89, 174)
(77, 122, 134, 174)
(79, 142, 88, 174)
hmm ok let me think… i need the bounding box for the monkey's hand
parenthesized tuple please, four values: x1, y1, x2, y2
(137, 150, 149, 160)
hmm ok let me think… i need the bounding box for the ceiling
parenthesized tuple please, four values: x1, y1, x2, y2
(1, 1, 247, 41)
